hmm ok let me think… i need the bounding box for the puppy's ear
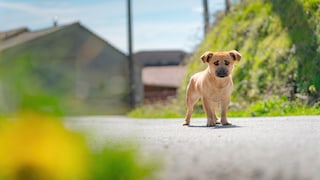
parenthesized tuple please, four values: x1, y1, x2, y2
(229, 50, 242, 61)
(200, 51, 213, 63)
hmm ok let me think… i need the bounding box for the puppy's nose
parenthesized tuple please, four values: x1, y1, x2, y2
(216, 68, 229, 78)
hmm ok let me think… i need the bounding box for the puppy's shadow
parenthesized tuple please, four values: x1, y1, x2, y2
(187, 124, 241, 129)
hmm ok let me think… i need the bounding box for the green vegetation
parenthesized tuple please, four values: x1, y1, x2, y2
(128, 96, 320, 118)
(128, 100, 184, 118)
(0, 113, 160, 180)
(0, 53, 159, 179)
(186, 0, 320, 103)
(129, 0, 320, 118)
(0, 54, 66, 116)
(90, 143, 159, 180)
(229, 96, 320, 117)
(0, 53, 129, 116)
(0, 49, 158, 180)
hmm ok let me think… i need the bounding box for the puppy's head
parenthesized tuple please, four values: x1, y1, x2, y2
(201, 50, 241, 78)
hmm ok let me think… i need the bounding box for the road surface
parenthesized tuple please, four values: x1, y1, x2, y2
(65, 116, 320, 180)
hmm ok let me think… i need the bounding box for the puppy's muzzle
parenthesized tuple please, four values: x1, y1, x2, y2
(216, 68, 229, 78)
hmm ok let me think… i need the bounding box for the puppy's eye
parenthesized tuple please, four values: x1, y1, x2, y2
(224, 60, 230, 66)
(213, 61, 219, 66)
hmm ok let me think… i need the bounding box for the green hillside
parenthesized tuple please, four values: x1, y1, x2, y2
(184, 0, 319, 101)
(129, 0, 320, 118)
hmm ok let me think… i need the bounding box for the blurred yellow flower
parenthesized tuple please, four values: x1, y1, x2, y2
(0, 112, 89, 180)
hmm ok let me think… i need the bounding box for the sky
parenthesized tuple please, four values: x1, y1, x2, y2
(0, 0, 226, 53)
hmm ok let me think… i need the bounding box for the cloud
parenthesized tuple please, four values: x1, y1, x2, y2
(0, 2, 77, 16)
(192, 6, 203, 14)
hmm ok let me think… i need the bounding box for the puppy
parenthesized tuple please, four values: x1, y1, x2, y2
(183, 50, 241, 126)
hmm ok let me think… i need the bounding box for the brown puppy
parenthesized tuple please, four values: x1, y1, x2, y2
(183, 50, 241, 126)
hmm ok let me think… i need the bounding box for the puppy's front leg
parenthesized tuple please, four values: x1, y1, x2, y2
(221, 98, 232, 125)
(210, 101, 220, 124)
(202, 98, 215, 127)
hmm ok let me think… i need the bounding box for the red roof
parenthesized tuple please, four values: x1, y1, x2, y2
(142, 66, 187, 88)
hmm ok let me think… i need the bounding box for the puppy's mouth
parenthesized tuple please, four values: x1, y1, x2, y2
(215, 69, 229, 78)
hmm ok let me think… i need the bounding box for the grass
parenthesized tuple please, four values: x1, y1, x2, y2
(228, 96, 320, 117)
(128, 96, 320, 118)
(128, 101, 184, 119)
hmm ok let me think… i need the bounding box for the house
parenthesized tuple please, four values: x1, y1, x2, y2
(0, 22, 142, 114)
(134, 50, 188, 103)
(142, 66, 186, 103)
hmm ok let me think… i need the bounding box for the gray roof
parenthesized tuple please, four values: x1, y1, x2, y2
(134, 50, 188, 66)
(0, 25, 65, 51)
(0, 27, 29, 41)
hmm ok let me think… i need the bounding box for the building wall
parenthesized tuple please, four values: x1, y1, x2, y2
(143, 85, 177, 104)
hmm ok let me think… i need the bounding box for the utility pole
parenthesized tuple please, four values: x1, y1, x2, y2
(203, 0, 209, 36)
(225, 0, 231, 14)
(127, 0, 135, 107)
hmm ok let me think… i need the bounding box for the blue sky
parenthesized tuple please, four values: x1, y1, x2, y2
(0, 0, 225, 53)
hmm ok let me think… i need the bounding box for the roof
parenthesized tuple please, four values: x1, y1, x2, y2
(0, 27, 29, 41)
(142, 66, 187, 88)
(0, 25, 66, 51)
(0, 22, 126, 57)
(134, 50, 188, 66)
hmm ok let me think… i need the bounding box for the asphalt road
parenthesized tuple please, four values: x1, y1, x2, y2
(65, 116, 320, 180)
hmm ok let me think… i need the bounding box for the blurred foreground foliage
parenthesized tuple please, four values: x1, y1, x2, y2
(129, 0, 320, 118)
(0, 112, 159, 180)
(0, 55, 67, 116)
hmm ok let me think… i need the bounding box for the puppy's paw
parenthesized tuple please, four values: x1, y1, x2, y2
(206, 121, 216, 127)
(216, 119, 221, 124)
(222, 121, 232, 126)
(221, 118, 232, 126)
(182, 122, 190, 126)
